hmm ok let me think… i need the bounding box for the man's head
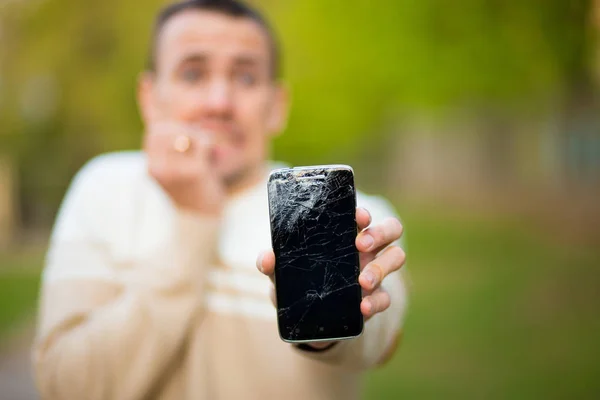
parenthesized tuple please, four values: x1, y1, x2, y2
(138, 0, 288, 187)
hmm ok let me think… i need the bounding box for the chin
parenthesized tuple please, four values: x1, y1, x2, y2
(213, 161, 245, 183)
(212, 157, 239, 176)
(221, 161, 265, 189)
(211, 146, 265, 188)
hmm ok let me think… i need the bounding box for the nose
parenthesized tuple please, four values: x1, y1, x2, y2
(203, 78, 233, 117)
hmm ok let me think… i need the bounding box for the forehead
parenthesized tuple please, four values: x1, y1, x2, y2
(156, 10, 271, 67)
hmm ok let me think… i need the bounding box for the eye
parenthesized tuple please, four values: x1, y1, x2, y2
(236, 72, 256, 86)
(180, 68, 204, 83)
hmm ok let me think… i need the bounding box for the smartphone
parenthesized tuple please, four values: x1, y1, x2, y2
(267, 165, 363, 343)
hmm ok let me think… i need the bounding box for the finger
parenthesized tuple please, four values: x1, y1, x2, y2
(359, 245, 405, 291)
(359, 229, 402, 270)
(146, 134, 174, 182)
(359, 251, 376, 271)
(304, 341, 337, 349)
(145, 123, 212, 156)
(183, 129, 213, 157)
(167, 131, 212, 158)
(144, 121, 189, 149)
(356, 207, 372, 231)
(356, 217, 403, 253)
(361, 287, 391, 319)
(146, 129, 212, 182)
(256, 249, 276, 282)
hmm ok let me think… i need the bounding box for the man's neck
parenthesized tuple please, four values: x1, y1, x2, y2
(224, 162, 267, 198)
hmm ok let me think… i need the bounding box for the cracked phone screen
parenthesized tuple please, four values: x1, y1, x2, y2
(268, 166, 363, 342)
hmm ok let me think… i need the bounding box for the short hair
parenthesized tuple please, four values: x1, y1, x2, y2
(147, 0, 280, 80)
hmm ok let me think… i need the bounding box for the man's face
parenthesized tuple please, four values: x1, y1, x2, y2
(139, 10, 287, 184)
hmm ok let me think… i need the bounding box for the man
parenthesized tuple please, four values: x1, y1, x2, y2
(32, 1, 408, 399)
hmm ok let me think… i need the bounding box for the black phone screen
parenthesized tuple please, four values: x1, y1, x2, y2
(267, 166, 363, 342)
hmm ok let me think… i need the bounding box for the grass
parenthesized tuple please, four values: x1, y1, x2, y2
(363, 205, 600, 399)
(1, 206, 599, 398)
(0, 251, 43, 340)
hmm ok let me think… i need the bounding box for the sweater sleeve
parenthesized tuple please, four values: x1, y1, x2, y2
(294, 195, 409, 370)
(32, 156, 219, 400)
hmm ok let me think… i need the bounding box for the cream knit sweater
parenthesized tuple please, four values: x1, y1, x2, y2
(32, 151, 407, 400)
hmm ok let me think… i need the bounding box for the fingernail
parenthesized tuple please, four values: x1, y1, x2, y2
(363, 271, 376, 288)
(360, 234, 374, 249)
(256, 252, 264, 273)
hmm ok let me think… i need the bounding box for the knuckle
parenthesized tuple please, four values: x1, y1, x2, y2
(368, 262, 384, 283)
(158, 170, 173, 184)
(390, 217, 404, 237)
(148, 164, 162, 180)
(359, 207, 372, 224)
(380, 292, 391, 311)
(368, 295, 378, 314)
(382, 217, 402, 238)
(367, 225, 383, 244)
(387, 245, 406, 268)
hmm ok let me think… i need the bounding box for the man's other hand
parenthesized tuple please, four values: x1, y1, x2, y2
(144, 121, 224, 215)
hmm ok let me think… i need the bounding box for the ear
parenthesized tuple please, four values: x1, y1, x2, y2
(137, 71, 158, 125)
(266, 82, 290, 137)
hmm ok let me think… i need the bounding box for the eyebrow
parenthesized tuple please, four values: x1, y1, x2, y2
(232, 55, 262, 68)
(176, 52, 264, 68)
(178, 53, 208, 66)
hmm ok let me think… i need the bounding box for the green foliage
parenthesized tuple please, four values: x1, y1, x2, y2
(0, 273, 39, 338)
(268, 0, 594, 166)
(0, 248, 43, 338)
(1, 207, 599, 397)
(364, 205, 600, 398)
(0, 0, 594, 223)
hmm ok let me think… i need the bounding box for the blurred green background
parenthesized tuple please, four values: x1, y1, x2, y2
(1, 0, 600, 398)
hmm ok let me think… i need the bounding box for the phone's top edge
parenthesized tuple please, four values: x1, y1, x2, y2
(269, 164, 353, 175)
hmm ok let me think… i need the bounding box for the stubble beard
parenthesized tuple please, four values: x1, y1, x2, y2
(221, 161, 265, 194)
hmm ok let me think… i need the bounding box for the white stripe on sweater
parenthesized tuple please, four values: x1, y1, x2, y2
(207, 268, 272, 297)
(205, 292, 276, 320)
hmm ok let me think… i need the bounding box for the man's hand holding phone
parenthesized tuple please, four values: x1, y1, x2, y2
(257, 207, 405, 346)
(143, 121, 225, 215)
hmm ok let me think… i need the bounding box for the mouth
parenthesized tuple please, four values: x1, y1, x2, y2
(208, 139, 240, 170)
(200, 128, 242, 162)
(193, 123, 240, 146)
